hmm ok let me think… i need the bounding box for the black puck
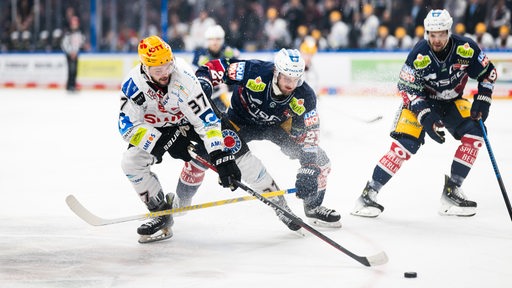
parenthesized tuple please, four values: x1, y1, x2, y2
(404, 272, 417, 278)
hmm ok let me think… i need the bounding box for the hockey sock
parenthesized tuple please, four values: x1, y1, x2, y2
(450, 134, 483, 186)
(374, 140, 412, 187)
(177, 159, 207, 202)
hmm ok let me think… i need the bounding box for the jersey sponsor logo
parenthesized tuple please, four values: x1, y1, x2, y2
(478, 51, 489, 67)
(199, 108, 220, 125)
(206, 129, 223, 139)
(413, 54, 431, 69)
(304, 109, 319, 126)
(130, 127, 148, 146)
(289, 97, 306, 116)
(132, 92, 146, 106)
(143, 133, 157, 151)
(246, 76, 266, 92)
(122, 78, 139, 97)
(144, 112, 184, 124)
(222, 129, 242, 154)
(118, 113, 134, 134)
(228, 62, 245, 81)
(456, 43, 474, 58)
(399, 64, 415, 83)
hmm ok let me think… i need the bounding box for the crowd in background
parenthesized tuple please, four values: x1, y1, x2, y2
(2, 0, 512, 54)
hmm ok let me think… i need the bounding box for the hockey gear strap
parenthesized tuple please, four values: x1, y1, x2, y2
(392, 108, 422, 139)
(418, 109, 445, 144)
(210, 150, 241, 191)
(295, 164, 320, 199)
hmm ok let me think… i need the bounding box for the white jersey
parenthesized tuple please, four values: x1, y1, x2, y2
(118, 57, 224, 155)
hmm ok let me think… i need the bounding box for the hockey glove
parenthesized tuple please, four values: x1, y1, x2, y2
(167, 134, 193, 162)
(470, 94, 491, 122)
(419, 110, 445, 144)
(295, 164, 320, 199)
(210, 150, 241, 191)
(151, 129, 182, 163)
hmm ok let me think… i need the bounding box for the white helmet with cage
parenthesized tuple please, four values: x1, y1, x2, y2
(423, 9, 453, 39)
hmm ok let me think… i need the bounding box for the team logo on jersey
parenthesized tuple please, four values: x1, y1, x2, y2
(413, 54, 431, 69)
(289, 97, 306, 115)
(228, 62, 245, 81)
(222, 129, 242, 154)
(199, 108, 220, 125)
(118, 113, 134, 134)
(246, 76, 266, 92)
(456, 43, 474, 58)
(122, 78, 139, 97)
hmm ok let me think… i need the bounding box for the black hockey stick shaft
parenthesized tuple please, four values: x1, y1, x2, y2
(189, 148, 387, 266)
(479, 120, 512, 221)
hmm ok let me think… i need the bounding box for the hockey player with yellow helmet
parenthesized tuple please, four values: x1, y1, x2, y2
(119, 35, 241, 243)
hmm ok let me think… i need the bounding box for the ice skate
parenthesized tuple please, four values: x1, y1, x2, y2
(138, 193, 175, 244)
(351, 182, 384, 218)
(304, 205, 341, 228)
(439, 175, 477, 217)
(270, 196, 304, 234)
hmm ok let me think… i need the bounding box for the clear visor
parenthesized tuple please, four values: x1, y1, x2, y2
(148, 61, 174, 77)
(277, 73, 303, 87)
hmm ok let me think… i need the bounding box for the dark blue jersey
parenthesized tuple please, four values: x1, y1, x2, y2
(397, 34, 496, 113)
(196, 58, 321, 154)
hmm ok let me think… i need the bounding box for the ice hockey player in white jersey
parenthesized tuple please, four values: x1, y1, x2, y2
(118, 35, 241, 243)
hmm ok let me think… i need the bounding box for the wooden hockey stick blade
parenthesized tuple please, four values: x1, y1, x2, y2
(66, 188, 296, 226)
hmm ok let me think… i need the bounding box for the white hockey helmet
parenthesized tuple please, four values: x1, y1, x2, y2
(205, 25, 225, 40)
(424, 9, 453, 39)
(274, 48, 305, 80)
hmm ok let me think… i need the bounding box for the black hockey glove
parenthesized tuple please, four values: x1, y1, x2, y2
(471, 94, 491, 122)
(166, 134, 193, 162)
(150, 129, 181, 163)
(419, 110, 445, 144)
(295, 164, 320, 199)
(210, 150, 241, 191)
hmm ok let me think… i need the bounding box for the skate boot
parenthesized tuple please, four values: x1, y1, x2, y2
(270, 196, 303, 233)
(439, 175, 477, 217)
(351, 181, 384, 218)
(304, 205, 341, 228)
(138, 193, 176, 243)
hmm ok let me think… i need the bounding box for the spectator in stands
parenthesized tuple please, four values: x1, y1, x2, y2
(488, 0, 511, 38)
(263, 7, 291, 50)
(327, 10, 350, 50)
(395, 26, 413, 50)
(14, 0, 34, 32)
(359, 4, 380, 48)
(376, 25, 397, 50)
(236, 0, 264, 51)
(463, 0, 487, 34)
(282, 0, 305, 41)
(61, 16, 85, 92)
(187, 10, 216, 51)
(405, 0, 429, 36)
(293, 25, 309, 49)
(473, 22, 496, 49)
(225, 19, 244, 50)
(300, 36, 319, 93)
(411, 25, 425, 46)
(311, 28, 328, 51)
(495, 25, 512, 49)
(167, 12, 188, 51)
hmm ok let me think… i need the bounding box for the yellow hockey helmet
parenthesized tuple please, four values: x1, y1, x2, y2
(138, 35, 173, 67)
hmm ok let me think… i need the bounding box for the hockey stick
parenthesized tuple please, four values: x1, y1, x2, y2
(479, 119, 512, 221)
(66, 188, 296, 226)
(189, 150, 388, 267)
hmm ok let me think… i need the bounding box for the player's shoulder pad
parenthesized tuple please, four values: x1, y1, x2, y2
(121, 64, 146, 101)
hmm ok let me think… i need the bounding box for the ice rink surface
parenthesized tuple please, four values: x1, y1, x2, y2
(1, 88, 511, 288)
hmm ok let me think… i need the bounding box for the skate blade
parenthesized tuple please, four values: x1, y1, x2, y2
(138, 228, 173, 244)
(350, 206, 382, 218)
(307, 218, 342, 228)
(438, 205, 476, 217)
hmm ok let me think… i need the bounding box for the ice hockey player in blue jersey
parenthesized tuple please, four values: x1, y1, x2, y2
(192, 25, 239, 111)
(351, 9, 497, 218)
(192, 48, 341, 227)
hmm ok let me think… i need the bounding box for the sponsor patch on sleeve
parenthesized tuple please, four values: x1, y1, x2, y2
(304, 109, 319, 126)
(228, 62, 245, 81)
(199, 108, 220, 125)
(122, 78, 139, 98)
(129, 127, 147, 146)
